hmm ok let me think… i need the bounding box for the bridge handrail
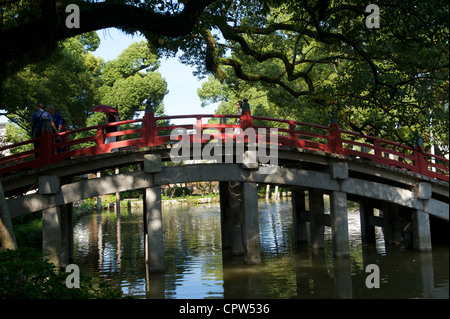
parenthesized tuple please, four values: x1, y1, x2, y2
(56, 118, 143, 137)
(0, 110, 448, 182)
(338, 129, 449, 176)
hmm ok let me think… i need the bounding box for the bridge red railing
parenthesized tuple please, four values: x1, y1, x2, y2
(0, 108, 448, 182)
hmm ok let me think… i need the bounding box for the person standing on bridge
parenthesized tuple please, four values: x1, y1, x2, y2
(46, 105, 63, 133)
(104, 109, 120, 152)
(46, 105, 64, 151)
(30, 102, 51, 158)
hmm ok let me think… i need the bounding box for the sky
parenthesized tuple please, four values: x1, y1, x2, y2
(94, 28, 218, 118)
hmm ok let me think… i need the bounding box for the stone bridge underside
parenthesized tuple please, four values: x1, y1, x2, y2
(3, 145, 448, 220)
(2, 144, 448, 270)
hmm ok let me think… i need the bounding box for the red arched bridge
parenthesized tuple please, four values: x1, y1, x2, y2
(0, 105, 448, 271)
(0, 107, 448, 181)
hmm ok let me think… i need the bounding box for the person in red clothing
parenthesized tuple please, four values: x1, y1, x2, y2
(104, 110, 120, 152)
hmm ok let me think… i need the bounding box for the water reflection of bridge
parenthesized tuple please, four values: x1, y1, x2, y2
(73, 200, 447, 299)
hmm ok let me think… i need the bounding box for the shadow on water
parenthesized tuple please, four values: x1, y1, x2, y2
(72, 198, 449, 299)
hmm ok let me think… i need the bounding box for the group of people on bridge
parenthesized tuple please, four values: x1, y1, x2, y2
(30, 102, 120, 157)
(30, 102, 67, 158)
(28, 100, 246, 159)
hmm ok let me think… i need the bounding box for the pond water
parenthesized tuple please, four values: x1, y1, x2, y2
(72, 198, 449, 299)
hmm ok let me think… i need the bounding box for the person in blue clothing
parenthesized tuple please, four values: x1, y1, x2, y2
(30, 102, 51, 158)
(46, 105, 63, 133)
(46, 105, 65, 153)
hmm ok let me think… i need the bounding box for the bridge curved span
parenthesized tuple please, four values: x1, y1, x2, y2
(1, 110, 448, 182)
(6, 159, 449, 222)
(3, 144, 448, 219)
(1, 143, 448, 270)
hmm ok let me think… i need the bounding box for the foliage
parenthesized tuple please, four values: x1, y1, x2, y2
(1, 33, 102, 132)
(12, 212, 43, 249)
(0, 122, 33, 156)
(173, 186, 192, 198)
(2, 34, 168, 148)
(0, 248, 123, 299)
(0, 0, 215, 84)
(77, 198, 96, 214)
(1, 0, 448, 156)
(97, 41, 168, 120)
(169, 0, 449, 155)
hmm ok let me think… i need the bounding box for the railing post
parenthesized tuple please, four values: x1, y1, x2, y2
(40, 119, 56, 166)
(96, 127, 104, 153)
(328, 117, 342, 155)
(241, 99, 253, 131)
(414, 137, 428, 175)
(374, 140, 382, 159)
(194, 116, 203, 143)
(240, 98, 253, 131)
(143, 100, 158, 146)
(239, 99, 253, 145)
(192, 116, 203, 160)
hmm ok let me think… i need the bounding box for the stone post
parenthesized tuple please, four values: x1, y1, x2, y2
(219, 181, 232, 249)
(242, 182, 261, 264)
(411, 209, 432, 251)
(39, 175, 66, 269)
(0, 181, 17, 250)
(291, 187, 308, 243)
(309, 189, 325, 250)
(381, 202, 403, 246)
(411, 182, 432, 251)
(144, 186, 164, 272)
(329, 163, 350, 258)
(143, 154, 164, 272)
(359, 201, 376, 245)
(228, 181, 245, 256)
(60, 203, 74, 269)
(43, 206, 62, 269)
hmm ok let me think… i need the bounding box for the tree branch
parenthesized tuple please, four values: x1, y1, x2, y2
(218, 57, 310, 98)
(0, 0, 217, 80)
(217, 21, 315, 96)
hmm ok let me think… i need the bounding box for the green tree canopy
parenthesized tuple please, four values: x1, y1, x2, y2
(1, 34, 167, 146)
(1, 32, 102, 132)
(0, 0, 216, 84)
(1, 0, 448, 155)
(191, 1, 448, 155)
(98, 41, 167, 120)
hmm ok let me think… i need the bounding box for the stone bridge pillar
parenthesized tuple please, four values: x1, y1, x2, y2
(219, 180, 261, 264)
(42, 206, 62, 269)
(220, 181, 244, 255)
(309, 189, 325, 251)
(330, 163, 350, 258)
(359, 201, 376, 245)
(40, 175, 73, 270)
(242, 181, 261, 264)
(412, 182, 432, 251)
(143, 186, 164, 272)
(291, 188, 308, 244)
(143, 154, 165, 272)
